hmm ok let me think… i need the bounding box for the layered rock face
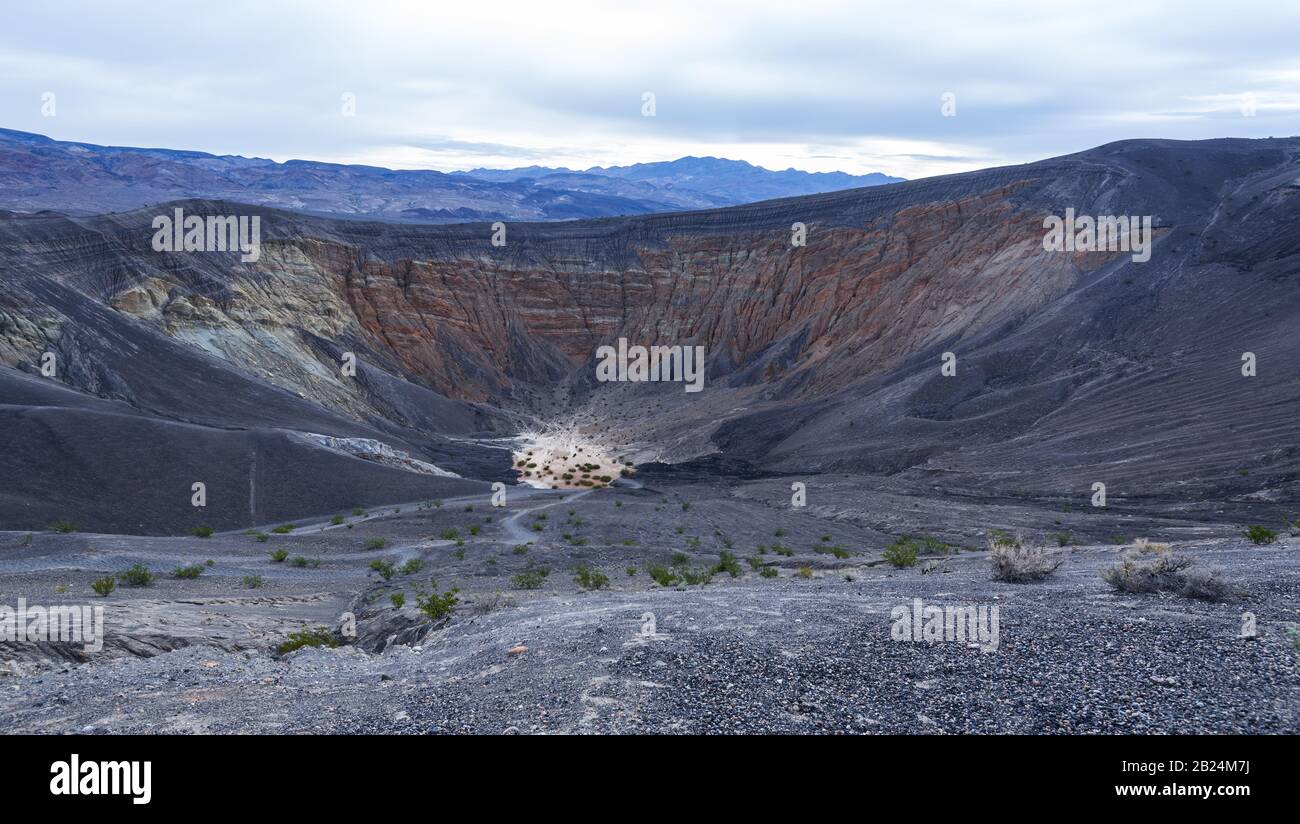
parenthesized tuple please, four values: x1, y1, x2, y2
(2, 137, 1298, 532)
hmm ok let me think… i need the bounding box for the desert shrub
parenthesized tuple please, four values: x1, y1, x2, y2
(365, 537, 388, 550)
(369, 559, 395, 581)
(712, 551, 743, 578)
(352, 507, 366, 516)
(91, 576, 116, 597)
(774, 528, 788, 537)
(247, 530, 269, 543)
(400, 558, 424, 575)
(625, 566, 637, 576)
(572, 565, 609, 590)
(759, 566, 778, 578)
(415, 585, 459, 621)
(670, 551, 690, 567)
(242, 575, 264, 589)
(771, 543, 793, 557)
(48, 521, 76, 533)
(190, 525, 214, 538)
(438, 528, 459, 540)
(330, 515, 344, 525)
(173, 564, 205, 579)
(797, 566, 813, 578)
(290, 556, 320, 568)
(269, 549, 288, 562)
(1178, 568, 1233, 601)
(511, 567, 550, 590)
(987, 529, 1019, 549)
(990, 541, 1064, 582)
(118, 563, 155, 587)
(647, 565, 680, 587)
(1244, 525, 1277, 545)
(1098, 549, 1229, 601)
(270, 524, 297, 534)
(882, 537, 919, 568)
(468, 524, 481, 536)
(512, 544, 529, 555)
(276, 627, 336, 655)
(681, 567, 713, 585)
(390, 592, 406, 608)
(1132, 537, 1170, 553)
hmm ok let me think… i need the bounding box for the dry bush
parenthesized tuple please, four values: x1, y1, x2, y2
(1100, 547, 1233, 602)
(989, 539, 1065, 582)
(1132, 537, 1171, 553)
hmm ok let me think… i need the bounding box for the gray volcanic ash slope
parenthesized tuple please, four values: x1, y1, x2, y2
(1, 137, 1299, 534)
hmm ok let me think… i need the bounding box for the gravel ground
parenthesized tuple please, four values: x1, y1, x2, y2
(1, 482, 1297, 734)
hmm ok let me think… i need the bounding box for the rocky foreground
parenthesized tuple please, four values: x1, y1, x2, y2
(2, 482, 1296, 734)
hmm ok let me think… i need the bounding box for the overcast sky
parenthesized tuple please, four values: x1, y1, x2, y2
(2, 1, 1298, 179)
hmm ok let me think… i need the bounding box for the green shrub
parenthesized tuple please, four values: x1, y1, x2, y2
(415, 585, 459, 621)
(573, 565, 609, 590)
(647, 565, 680, 587)
(468, 524, 480, 536)
(773, 528, 788, 537)
(390, 592, 406, 608)
(247, 530, 269, 543)
(797, 566, 813, 578)
(681, 567, 713, 585)
(190, 525, 214, 538)
(91, 576, 116, 597)
(352, 507, 366, 516)
(771, 544, 794, 557)
(242, 575, 264, 589)
(625, 566, 637, 576)
(276, 627, 336, 655)
(269, 549, 288, 562)
(759, 567, 778, 578)
(118, 563, 155, 587)
(883, 537, 920, 568)
(988, 529, 1019, 549)
(1244, 525, 1278, 545)
(439, 528, 460, 540)
(365, 537, 388, 550)
(512, 567, 550, 590)
(512, 544, 529, 555)
(712, 551, 743, 578)
(369, 559, 395, 580)
(271, 524, 296, 534)
(48, 521, 76, 533)
(173, 564, 205, 579)
(330, 515, 344, 525)
(400, 558, 424, 575)
(671, 551, 690, 567)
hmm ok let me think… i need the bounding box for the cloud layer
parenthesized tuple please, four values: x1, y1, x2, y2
(3, 0, 1298, 178)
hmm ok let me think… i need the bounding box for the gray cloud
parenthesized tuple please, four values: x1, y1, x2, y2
(2, 0, 1298, 178)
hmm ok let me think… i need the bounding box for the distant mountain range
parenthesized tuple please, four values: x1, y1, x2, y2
(0, 128, 903, 222)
